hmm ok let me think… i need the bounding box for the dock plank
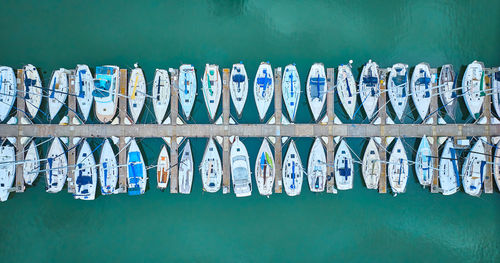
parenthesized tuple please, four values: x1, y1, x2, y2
(274, 67, 283, 193)
(15, 69, 25, 192)
(119, 69, 128, 123)
(222, 68, 231, 194)
(326, 68, 336, 193)
(118, 137, 127, 193)
(169, 69, 179, 193)
(430, 137, 440, 193)
(482, 72, 493, 193)
(377, 69, 388, 193)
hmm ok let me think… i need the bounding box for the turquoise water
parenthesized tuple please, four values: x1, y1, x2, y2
(1, 0, 500, 262)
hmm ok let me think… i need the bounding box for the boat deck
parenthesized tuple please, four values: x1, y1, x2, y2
(7, 67, 499, 195)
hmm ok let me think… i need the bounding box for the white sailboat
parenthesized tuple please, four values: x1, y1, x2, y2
(200, 138, 222, 193)
(0, 66, 17, 122)
(179, 140, 194, 194)
(438, 64, 457, 120)
(99, 139, 118, 195)
(462, 61, 485, 120)
(359, 60, 379, 120)
(0, 144, 15, 201)
(362, 138, 380, 189)
(157, 145, 170, 190)
(75, 64, 94, 121)
(337, 64, 356, 119)
(152, 69, 171, 124)
(306, 63, 327, 122)
(462, 140, 486, 196)
(439, 138, 460, 195)
(415, 135, 433, 186)
(255, 138, 275, 196)
(127, 67, 146, 123)
(231, 137, 252, 197)
(93, 65, 120, 123)
(494, 140, 500, 192)
(387, 63, 409, 121)
(46, 137, 68, 193)
(179, 64, 197, 120)
(254, 62, 274, 122)
(230, 63, 248, 118)
(23, 140, 40, 185)
(202, 64, 222, 122)
(492, 68, 500, 117)
(74, 140, 97, 200)
(307, 138, 326, 192)
(48, 69, 69, 120)
(23, 64, 42, 118)
(410, 63, 432, 121)
(282, 64, 300, 122)
(283, 140, 303, 196)
(387, 138, 408, 194)
(334, 140, 353, 190)
(127, 139, 147, 195)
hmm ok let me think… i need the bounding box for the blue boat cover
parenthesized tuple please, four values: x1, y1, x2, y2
(309, 75, 325, 99)
(339, 158, 351, 181)
(256, 70, 272, 97)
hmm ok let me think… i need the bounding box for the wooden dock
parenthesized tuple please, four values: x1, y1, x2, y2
(117, 69, 128, 193)
(222, 68, 231, 194)
(377, 69, 388, 193)
(326, 68, 336, 193)
(274, 67, 283, 193)
(429, 69, 440, 193)
(67, 73, 76, 194)
(169, 69, 179, 193)
(482, 73, 493, 194)
(15, 69, 25, 192)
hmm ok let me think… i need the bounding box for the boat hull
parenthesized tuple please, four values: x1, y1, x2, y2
(99, 139, 118, 195)
(127, 139, 147, 195)
(254, 62, 274, 122)
(307, 138, 326, 192)
(387, 63, 409, 121)
(202, 64, 222, 122)
(179, 140, 194, 194)
(359, 60, 380, 120)
(46, 138, 68, 193)
(75, 64, 94, 122)
(387, 138, 408, 194)
(306, 63, 327, 122)
(411, 63, 432, 121)
(283, 140, 303, 196)
(94, 66, 120, 123)
(152, 69, 171, 124)
(201, 138, 222, 193)
(255, 139, 275, 196)
(438, 64, 457, 120)
(462, 61, 485, 120)
(362, 138, 380, 189)
(337, 64, 357, 120)
(179, 64, 197, 120)
(282, 64, 300, 122)
(0, 145, 15, 201)
(23, 64, 42, 118)
(230, 63, 248, 118)
(127, 68, 146, 123)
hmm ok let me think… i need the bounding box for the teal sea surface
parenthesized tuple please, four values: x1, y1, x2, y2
(0, 0, 499, 262)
